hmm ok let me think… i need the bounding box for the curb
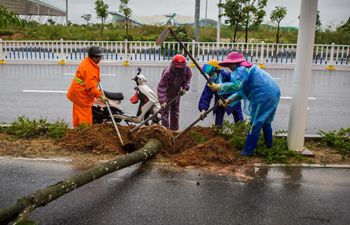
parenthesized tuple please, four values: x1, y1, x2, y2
(0, 156, 72, 163)
(1, 156, 350, 169)
(253, 163, 350, 168)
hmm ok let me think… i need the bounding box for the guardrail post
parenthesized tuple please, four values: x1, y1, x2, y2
(0, 39, 5, 64)
(326, 42, 335, 70)
(123, 39, 129, 66)
(259, 41, 265, 68)
(190, 39, 196, 67)
(59, 39, 65, 65)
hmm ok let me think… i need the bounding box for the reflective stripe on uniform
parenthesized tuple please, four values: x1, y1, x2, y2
(74, 76, 84, 85)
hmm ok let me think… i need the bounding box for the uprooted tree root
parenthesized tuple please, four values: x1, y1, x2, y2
(56, 124, 259, 173)
(129, 124, 175, 152)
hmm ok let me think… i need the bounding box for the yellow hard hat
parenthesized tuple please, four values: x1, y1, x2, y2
(207, 59, 221, 68)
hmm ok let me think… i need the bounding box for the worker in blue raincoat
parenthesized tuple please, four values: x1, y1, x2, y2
(198, 59, 243, 127)
(208, 52, 281, 156)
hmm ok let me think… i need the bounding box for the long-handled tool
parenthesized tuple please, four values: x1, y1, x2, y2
(99, 83, 135, 152)
(174, 100, 220, 140)
(156, 27, 226, 103)
(128, 91, 184, 134)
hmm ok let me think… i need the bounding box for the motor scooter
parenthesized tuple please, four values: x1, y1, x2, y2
(92, 68, 160, 125)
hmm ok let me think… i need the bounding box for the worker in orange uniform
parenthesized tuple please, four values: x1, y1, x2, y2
(67, 46, 108, 128)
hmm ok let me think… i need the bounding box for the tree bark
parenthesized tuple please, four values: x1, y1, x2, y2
(245, 17, 249, 44)
(100, 19, 104, 41)
(276, 22, 280, 44)
(125, 18, 129, 39)
(0, 138, 163, 224)
(233, 22, 239, 42)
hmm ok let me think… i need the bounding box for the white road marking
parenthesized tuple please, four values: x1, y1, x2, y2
(280, 96, 316, 100)
(21, 90, 316, 100)
(63, 73, 117, 77)
(22, 90, 67, 93)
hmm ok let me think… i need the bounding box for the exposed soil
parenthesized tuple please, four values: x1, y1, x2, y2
(59, 124, 129, 154)
(0, 124, 349, 175)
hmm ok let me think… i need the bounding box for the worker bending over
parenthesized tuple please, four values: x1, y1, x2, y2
(208, 52, 280, 156)
(198, 59, 243, 127)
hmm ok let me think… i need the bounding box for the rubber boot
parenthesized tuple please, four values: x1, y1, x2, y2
(240, 123, 263, 156)
(233, 109, 244, 123)
(263, 123, 273, 148)
(215, 108, 225, 127)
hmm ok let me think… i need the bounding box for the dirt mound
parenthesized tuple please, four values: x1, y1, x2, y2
(58, 124, 132, 154)
(58, 124, 176, 154)
(172, 137, 244, 167)
(173, 126, 217, 153)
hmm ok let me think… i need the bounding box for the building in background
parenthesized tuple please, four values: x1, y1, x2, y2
(0, 0, 65, 23)
(109, 11, 218, 27)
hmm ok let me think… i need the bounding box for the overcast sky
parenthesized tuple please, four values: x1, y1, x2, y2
(45, 0, 349, 28)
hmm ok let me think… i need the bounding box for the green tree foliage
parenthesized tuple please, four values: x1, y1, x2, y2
(119, 0, 133, 40)
(338, 17, 350, 33)
(220, 0, 267, 43)
(169, 26, 191, 42)
(240, 0, 267, 43)
(270, 6, 287, 44)
(0, 5, 25, 28)
(95, 0, 109, 40)
(81, 14, 92, 25)
(1, 21, 349, 44)
(47, 18, 55, 26)
(218, 0, 243, 42)
(316, 10, 322, 31)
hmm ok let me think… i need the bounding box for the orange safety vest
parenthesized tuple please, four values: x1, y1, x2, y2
(67, 57, 103, 107)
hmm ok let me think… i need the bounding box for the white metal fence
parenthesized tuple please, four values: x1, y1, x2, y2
(0, 39, 349, 66)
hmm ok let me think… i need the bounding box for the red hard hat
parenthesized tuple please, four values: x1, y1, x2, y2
(172, 54, 186, 68)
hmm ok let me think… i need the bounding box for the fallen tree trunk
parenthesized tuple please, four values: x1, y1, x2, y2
(0, 138, 163, 224)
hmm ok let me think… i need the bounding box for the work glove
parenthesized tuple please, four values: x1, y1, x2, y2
(99, 95, 109, 103)
(200, 109, 207, 120)
(218, 99, 231, 108)
(207, 82, 220, 92)
(161, 102, 167, 109)
(179, 89, 187, 96)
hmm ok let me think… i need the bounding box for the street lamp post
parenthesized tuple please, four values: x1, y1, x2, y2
(66, 0, 68, 25)
(217, 0, 222, 43)
(287, 0, 318, 154)
(205, 0, 208, 27)
(194, 0, 200, 42)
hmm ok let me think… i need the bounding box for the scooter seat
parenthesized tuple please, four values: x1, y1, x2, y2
(104, 91, 124, 100)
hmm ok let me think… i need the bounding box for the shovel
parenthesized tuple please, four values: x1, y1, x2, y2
(99, 83, 136, 152)
(128, 91, 184, 134)
(174, 100, 220, 140)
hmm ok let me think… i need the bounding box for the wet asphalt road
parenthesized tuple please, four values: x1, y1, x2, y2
(0, 64, 350, 134)
(1, 158, 350, 225)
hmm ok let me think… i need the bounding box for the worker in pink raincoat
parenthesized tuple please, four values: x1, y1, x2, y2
(157, 54, 192, 131)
